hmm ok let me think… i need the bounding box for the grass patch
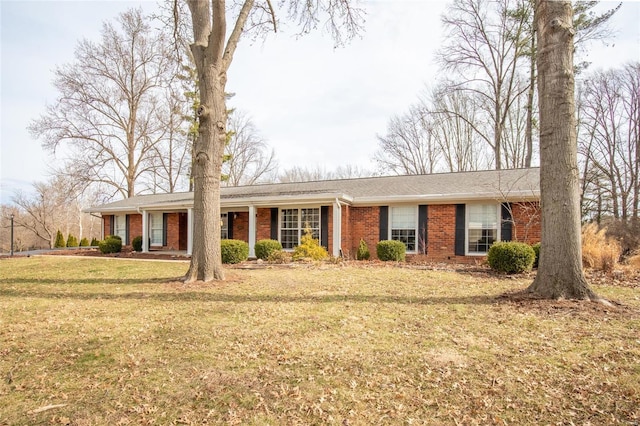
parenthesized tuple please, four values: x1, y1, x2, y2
(1, 256, 639, 425)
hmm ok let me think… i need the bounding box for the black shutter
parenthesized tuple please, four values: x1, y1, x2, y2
(227, 213, 234, 240)
(109, 215, 115, 237)
(321, 206, 329, 249)
(162, 213, 168, 246)
(501, 203, 513, 242)
(418, 205, 428, 254)
(270, 208, 278, 240)
(455, 204, 466, 256)
(125, 215, 130, 245)
(379, 206, 389, 241)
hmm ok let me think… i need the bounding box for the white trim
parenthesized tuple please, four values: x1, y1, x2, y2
(187, 208, 193, 255)
(248, 205, 256, 258)
(141, 210, 149, 252)
(149, 212, 163, 247)
(332, 200, 342, 257)
(278, 206, 322, 250)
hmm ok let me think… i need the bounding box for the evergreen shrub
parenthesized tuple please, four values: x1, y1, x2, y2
(66, 234, 78, 247)
(79, 237, 90, 247)
(132, 236, 143, 252)
(376, 240, 406, 262)
(254, 239, 282, 260)
(487, 241, 535, 274)
(99, 235, 122, 254)
(54, 230, 66, 248)
(356, 238, 370, 260)
(292, 231, 328, 261)
(221, 239, 249, 264)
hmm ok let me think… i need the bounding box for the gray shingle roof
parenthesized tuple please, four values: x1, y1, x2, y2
(87, 168, 540, 213)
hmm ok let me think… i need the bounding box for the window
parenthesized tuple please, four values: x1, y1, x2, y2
(114, 215, 127, 241)
(467, 204, 499, 254)
(149, 213, 163, 246)
(280, 207, 320, 249)
(390, 206, 416, 252)
(221, 213, 229, 240)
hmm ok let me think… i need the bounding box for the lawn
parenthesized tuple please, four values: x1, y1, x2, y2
(1, 256, 639, 425)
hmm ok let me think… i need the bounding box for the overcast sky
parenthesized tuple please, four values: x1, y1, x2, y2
(1, 0, 639, 204)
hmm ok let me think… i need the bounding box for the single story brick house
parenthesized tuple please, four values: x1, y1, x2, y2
(86, 168, 541, 262)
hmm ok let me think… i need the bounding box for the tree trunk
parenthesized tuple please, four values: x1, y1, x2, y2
(184, 61, 227, 282)
(524, 2, 536, 168)
(527, 0, 599, 301)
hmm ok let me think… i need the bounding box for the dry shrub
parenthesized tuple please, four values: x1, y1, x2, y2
(626, 252, 640, 270)
(582, 223, 622, 272)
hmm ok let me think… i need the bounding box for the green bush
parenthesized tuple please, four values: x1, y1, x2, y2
(221, 239, 249, 264)
(376, 240, 406, 262)
(532, 242, 541, 268)
(99, 235, 123, 254)
(132, 236, 143, 252)
(54, 230, 66, 248)
(90, 238, 100, 246)
(254, 239, 282, 260)
(66, 234, 78, 247)
(487, 241, 535, 274)
(293, 232, 328, 261)
(356, 238, 370, 260)
(79, 237, 90, 247)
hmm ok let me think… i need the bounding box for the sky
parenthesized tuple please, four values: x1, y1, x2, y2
(1, 0, 639, 205)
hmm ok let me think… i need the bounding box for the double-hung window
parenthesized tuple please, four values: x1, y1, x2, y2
(220, 213, 229, 240)
(113, 215, 127, 241)
(280, 207, 320, 249)
(149, 213, 163, 247)
(390, 206, 417, 252)
(467, 204, 499, 254)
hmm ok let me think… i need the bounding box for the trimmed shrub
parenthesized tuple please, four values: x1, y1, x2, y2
(293, 231, 328, 261)
(376, 240, 406, 262)
(90, 238, 100, 246)
(254, 239, 282, 260)
(132, 236, 143, 252)
(267, 250, 293, 264)
(487, 241, 535, 274)
(356, 238, 370, 260)
(221, 239, 249, 264)
(54, 230, 66, 248)
(532, 242, 541, 268)
(79, 237, 90, 247)
(66, 234, 78, 247)
(99, 235, 122, 254)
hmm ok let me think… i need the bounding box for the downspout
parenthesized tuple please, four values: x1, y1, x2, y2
(333, 198, 343, 258)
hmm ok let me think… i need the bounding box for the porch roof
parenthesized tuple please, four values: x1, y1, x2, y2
(86, 168, 540, 213)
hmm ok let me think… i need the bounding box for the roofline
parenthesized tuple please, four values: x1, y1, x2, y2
(351, 190, 540, 206)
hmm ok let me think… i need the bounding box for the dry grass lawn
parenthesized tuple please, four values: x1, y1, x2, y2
(1, 256, 639, 425)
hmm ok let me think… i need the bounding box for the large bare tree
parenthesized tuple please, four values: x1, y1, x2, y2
(29, 9, 176, 199)
(184, 0, 363, 282)
(526, 0, 600, 301)
(437, 0, 530, 170)
(222, 111, 277, 186)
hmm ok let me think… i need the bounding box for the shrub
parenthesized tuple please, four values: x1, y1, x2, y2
(582, 223, 621, 272)
(532, 242, 541, 268)
(132, 236, 143, 252)
(267, 250, 293, 264)
(54, 230, 66, 248)
(79, 237, 90, 247)
(254, 239, 282, 260)
(221, 239, 249, 264)
(356, 238, 370, 260)
(99, 235, 122, 254)
(487, 241, 535, 274)
(376, 240, 406, 262)
(66, 234, 79, 247)
(293, 231, 328, 261)
(90, 238, 100, 246)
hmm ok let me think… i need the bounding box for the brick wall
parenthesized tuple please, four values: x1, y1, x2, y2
(129, 214, 142, 243)
(346, 206, 379, 259)
(231, 212, 250, 242)
(512, 202, 541, 244)
(256, 208, 272, 241)
(103, 216, 112, 237)
(422, 204, 458, 262)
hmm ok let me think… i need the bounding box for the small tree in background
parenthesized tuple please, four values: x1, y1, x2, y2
(66, 234, 79, 247)
(54, 230, 66, 248)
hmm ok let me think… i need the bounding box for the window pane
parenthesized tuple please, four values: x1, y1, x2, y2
(391, 206, 415, 229)
(150, 213, 163, 245)
(220, 213, 228, 240)
(114, 215, 126, 240)
(281, 229, 298, 249)
(392, 229, 416, 251)
(467, 204, 498, 254)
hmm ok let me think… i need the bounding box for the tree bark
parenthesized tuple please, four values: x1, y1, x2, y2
(527, 0, 599, 301)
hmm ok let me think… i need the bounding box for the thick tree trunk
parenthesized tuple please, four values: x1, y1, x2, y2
(524, 4, 536, 168)
(527, 0, 599, 300)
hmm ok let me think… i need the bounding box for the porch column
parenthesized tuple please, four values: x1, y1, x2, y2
(187, 208, 193, 255)
(141, 210, 149, 253)
(248, 205, 256, 258)
(332, 200, 342, 257)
